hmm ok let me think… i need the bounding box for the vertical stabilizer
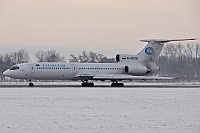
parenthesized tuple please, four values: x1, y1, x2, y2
(137, 38, 196, 62)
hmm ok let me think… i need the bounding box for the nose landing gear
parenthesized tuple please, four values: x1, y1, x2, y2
(28, 78, 34, 87)
(29, 82, 34, 87)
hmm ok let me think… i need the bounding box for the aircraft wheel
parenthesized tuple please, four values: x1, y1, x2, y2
(119, 83, 124, 87)
(111, 83, 124, 87)
(111, 83, 116, 87)
(29, 82, 34, 87)
(82, 82, 88, 86)
(89, 83, 94, 87)
(82, 82, 94, 87)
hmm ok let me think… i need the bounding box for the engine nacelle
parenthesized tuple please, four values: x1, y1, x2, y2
(146, 61, 160, 73)
(149, 65, 160, 73)
(124, 65, 148, 75)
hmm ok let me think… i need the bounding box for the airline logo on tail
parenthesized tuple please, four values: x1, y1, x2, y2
(145, 47, 154, 55)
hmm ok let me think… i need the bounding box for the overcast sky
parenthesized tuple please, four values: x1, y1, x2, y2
(0, 0, 199, 61)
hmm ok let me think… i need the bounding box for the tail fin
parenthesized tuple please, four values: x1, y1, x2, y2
(137, 38, 196, 61)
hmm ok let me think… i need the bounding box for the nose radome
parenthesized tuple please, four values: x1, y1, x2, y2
(3, 70, 10, 77)
(3, 71, 6, 76)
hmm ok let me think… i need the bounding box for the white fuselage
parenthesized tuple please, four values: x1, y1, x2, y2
(3, 62, 145, 80)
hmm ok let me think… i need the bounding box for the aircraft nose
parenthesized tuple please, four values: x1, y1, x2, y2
(3, 70, 11, 77)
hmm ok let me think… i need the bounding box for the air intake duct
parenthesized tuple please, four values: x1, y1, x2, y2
(124, 65, 148, 75)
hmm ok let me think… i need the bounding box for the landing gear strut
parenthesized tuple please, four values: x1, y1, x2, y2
(81, 80, 94, 87)
(28, 79, 34, 87)
(111, 82, 124, 87)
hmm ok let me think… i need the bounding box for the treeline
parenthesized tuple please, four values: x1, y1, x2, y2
(0, 50, 66, 77)
(69, 51, 115, 63)
(0, 50, 114, 78)
(1, 43, 200, 80)
(0, 49, 30, 76)
(157, 43, 200, 80)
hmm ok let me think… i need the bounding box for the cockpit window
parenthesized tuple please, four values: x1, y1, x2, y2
(10, 65, 20, 70)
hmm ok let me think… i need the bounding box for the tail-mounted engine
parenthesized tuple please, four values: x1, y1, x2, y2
(124, 65, 148, 75)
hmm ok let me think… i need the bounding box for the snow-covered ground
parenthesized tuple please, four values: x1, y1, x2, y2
(0, 87, 199, 133)
(1, 80, 200, 86)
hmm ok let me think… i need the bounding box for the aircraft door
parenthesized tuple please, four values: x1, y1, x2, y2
(29, 64, 35, 73)
(71, 64, 77, 74)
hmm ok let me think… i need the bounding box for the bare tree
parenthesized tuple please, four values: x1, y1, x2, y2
(45, 50, 60, 62)
(88, 51, 98, 63)
(35, 50, 66, 62)
(185, 43, 194, 61)
(158, 42, 200, 80)
(97, 54, 104, 62)
(176, 43, 185, 60)
(35, 50, 46, 62)
(99, 56, 115, 63)
(195, 43, 200, 59)
(79, 51, 89, 63)
(0, 49, 30, 78)
(11, 49, 30, 64)
(69, 54, 79, 63)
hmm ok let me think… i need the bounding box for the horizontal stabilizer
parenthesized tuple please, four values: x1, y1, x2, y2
(140, 38, 197, 43)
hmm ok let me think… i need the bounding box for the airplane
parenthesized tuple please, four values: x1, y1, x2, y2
(3, 38, 196, 87)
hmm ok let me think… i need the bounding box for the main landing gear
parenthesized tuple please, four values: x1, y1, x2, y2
(28, 78, 34, 87)
(111, 82, 124, 87)
(81, 80, 94, 87)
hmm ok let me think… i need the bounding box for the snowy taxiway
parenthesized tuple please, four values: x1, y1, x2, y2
(0, 87, 200, 133)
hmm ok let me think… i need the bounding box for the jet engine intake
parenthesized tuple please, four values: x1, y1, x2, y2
(124, 65, 148, 75)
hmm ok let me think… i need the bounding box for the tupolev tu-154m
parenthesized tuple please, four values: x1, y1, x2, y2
(3, 38, 196, 87)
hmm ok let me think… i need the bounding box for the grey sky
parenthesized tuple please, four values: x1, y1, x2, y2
(0, 0, 199, 61)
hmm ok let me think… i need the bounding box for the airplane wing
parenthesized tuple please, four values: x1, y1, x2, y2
(74, 74, 178, 81)
(93, 74, 178, 80)
(74, 74, 94, 80)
